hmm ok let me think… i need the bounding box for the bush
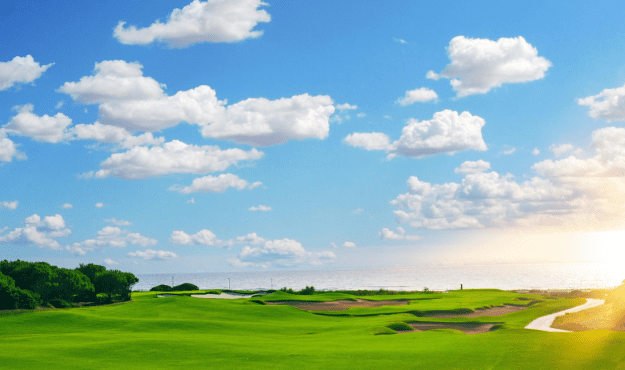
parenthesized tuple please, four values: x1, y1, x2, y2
(279, 287, 295, 294)
(300, 286, 316, 295)
(150, 284, 173, 292)
(49, 299, 72, 308)
(386, 322, 413, 331)
(173, 283, 199, 291)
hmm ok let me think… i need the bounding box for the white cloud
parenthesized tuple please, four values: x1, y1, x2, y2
(103, 258, 120, 266)
(342, 241, 356, 248)
(329, 242, 339, 248)
(70, 122, 164, 149)
(454, 160, 491, 174)
(1, 201, 18, 210)
(104, 217, 132, 226)
(502, 147, 516, 155)
(128, 249, 178, 260)
(113, 0, 271, 48)
(344, 132, 391, 151)
(0, 55, 53, 91)
(426, 70, 441, 80)
(61, 203, 73, 209)
(532, 148, 540, 155)
(0, 130, 22, 162)
(430, 36, 552, 97)
(249, 205, 271, 211)
(384, 115, 392, 120)
(549, 144, 574, 157)
(379, 227, 421, 241)
(201, 94, 335, 146)
(346, 110, 487, 158)
(55, 101, 64, 109)
(0, 214, 71, 251)
(60, 61, 334, 146)
(393, 37, 407, 44)
(187, 198, 195, 204)
(171, 229, 221, 246)
(353, 208, 364, 214)
(578, 83, 625, 121)
(67, 226, 157, 255)
(356, 113, 366, 118)
(170, 173, 260, 194)
(93, 140, 263, 179)
(336, 103, 357, 110)
(397, 87, 438, 106)
(95, 203, 104, 208)
(4, 105, 72, 143)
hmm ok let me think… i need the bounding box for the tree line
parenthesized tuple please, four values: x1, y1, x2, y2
(0, 260, 139, 310)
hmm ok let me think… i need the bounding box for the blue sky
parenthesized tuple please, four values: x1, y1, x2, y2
(2, 0, 625, 275)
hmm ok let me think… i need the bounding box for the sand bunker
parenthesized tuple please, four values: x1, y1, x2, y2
(266, 299, 409, 311)
(191, 292, 266, 299)
(424, 305, 527, 318)
(401, 322, 501, 335)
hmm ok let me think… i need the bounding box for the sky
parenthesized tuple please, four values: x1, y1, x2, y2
(2, 0, 625, 275)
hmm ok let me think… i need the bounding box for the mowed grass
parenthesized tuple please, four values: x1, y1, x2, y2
(1, 290, 625, 369)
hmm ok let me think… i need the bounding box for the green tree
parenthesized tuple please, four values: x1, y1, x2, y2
(94, 270, 139, 301)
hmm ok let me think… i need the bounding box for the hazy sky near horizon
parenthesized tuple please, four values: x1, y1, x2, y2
(2, 0, 625, 274)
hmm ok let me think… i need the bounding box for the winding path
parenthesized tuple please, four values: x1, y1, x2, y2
(524, 298, 605, 332)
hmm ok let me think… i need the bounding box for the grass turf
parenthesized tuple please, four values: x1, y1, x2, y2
(1, 290, 624, 369)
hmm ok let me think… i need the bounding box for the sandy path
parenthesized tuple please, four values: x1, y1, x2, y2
(524, 298, 605, 332)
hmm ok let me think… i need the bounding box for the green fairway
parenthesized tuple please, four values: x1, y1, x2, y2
(1, 290, 624, 369)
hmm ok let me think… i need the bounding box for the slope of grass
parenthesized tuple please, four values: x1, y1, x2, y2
(1, 290, 623, 369)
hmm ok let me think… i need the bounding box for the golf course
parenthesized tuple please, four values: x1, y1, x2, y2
(2, 288, 625, 369)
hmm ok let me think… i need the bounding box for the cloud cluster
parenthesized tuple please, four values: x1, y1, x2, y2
(113, 0, 271, 48)
(397, 87, 437, 106)
(428, 36, 551, 97)
(345, 110, 487, 158)
(66, 226, 157, 255)
(93, 140, 263, 179)
(0, 214, 71, 250)
(379, 227, 420, 241)
(0, 129, 21, 162)
(171, 229, 335, 267)
(170, 173, 261, 194)
(578, 83, 625, 121)
(249, 205, 271, 211)
(128, 249, 178, 260)
(1, 200, 18, 210)
(4, 105, 72, 143)
(59, 60, 335, 146)
(0, 55, 53, 91)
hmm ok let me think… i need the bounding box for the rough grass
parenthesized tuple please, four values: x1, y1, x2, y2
(1, 290, 623, 369)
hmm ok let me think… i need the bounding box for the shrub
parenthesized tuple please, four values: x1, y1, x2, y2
(172, 283, 199, 291)
(300, 286, 315, 295)
(279, 287, 295, 294)
(150, 284, 173, 292)
(49, 299, 72, 308)
(386, 322, 413, 332)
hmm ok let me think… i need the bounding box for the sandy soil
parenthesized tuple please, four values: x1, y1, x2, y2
(400, 322, 501, 335)
(424, 305, 527, 318)
(265, 299, 409, 311)
(552, 301, 625, 331)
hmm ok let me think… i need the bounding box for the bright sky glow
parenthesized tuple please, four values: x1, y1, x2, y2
(2, 1, 625, 273)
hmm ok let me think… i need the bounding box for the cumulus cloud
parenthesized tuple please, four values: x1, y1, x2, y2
(249, 205, 271, 211)
(397, 87, 438, 106)
(95, 203, 104, 208)
(170, 173, 259, 194)
(92, 140, 263, 179)
(549, 144, 574, 157)
(4, 104, 72, 143)
(0, 130, 22, 162)
(59, 61, 335, 145)
(336, 103, 357, 110)
(379, 227, 421, 241)
(454, 160, 491, 174)
(429, 36, 551, 97)
(61, 203, 73, 209)
(170, 229, 222, 246)
(1, 201, 18, 210)
(393, 37, 408, 44)
(70, 122, 164, 149)
(67, 226, 157, 255)
(578, 83, 625, 121)
(0, 214, 71, 251)
(104, 258, 120, 266)
(128, 249, 178, 260)
(104, 217, 132, 226)
(532, 148, 540, 156)
(201, 94, 335, 146)
(0, 55, 53, 91)
(342, 241, 356, 248)
(113, 0, 271, 48)
(345, 110, 487, 158)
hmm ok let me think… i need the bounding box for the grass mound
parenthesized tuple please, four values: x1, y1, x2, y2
(386, 322, 413, 331)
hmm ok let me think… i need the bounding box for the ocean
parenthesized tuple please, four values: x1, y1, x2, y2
(135, 262, 624, 292)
